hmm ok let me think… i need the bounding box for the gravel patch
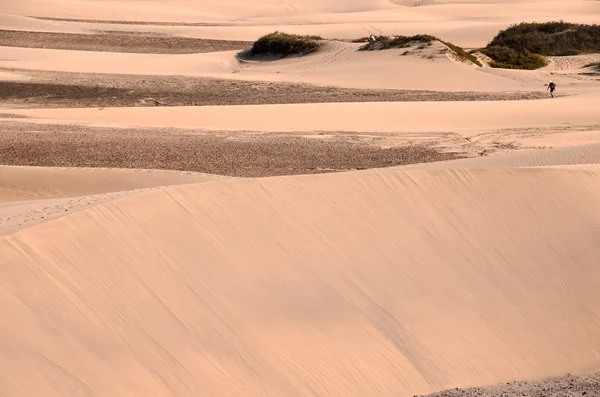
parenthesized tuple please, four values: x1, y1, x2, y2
(0, 71, 550, 109)
(29, 16, 234, 27)
(0, 29, 251, 54)
(419, 373, 600, 397)
(0, 122, 463, 177)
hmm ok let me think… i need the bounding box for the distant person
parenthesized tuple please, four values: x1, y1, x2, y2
(547, 80, 556, 98)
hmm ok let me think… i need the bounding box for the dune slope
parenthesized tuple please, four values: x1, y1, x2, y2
(2, 167, 600, 397)
(0, 165, 227, 202)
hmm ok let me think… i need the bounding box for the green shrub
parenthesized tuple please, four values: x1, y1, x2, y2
(480, 21, 600, 69)
(250, 32, 323, 57)
(488, 21, 600, 56)
(481, 46, 548, 70)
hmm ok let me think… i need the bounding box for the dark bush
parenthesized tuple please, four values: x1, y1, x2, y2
(480, 22, 600, 69)
(481, 46, 548, 70)
(250, 32, 323, 57)
(488, 21, 600, 56)
(584, 61, 600, 71)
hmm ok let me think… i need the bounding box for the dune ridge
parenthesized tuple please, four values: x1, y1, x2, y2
(0, 165, 228, 236)
(2, 167, 600, 396)
(0, 165, 228, 202)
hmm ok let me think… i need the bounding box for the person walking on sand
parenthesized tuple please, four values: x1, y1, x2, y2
(547, 80, 556, 98)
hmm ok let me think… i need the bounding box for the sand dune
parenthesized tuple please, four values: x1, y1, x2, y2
(5, 93, 598, 134)
(3, 39, 597, 92)
(2, 167, 600, 397)
(0, 190, 132, 236)
(0, 165, 228, 236)
(1, 0, 600, 396)
(0, 41, 529, 92)
(0, 165, 227, 202)
(2, 1, 599, 47)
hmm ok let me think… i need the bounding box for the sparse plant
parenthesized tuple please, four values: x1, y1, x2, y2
(439, 39, 482, 66)
(358, 34, 481, 66)
(358, 34, 436, 51)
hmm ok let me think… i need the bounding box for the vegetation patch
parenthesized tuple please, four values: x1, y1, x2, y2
(358, 34, 436, 50)
(250, 32, 323, 57)
(480, 46, 548, 70)
(359, 34, 481, 66)
(439, 40, 482, 66)
(489, 21, 600, 56)
(481, 21, 600, 69)
(584, 61, 600, 71)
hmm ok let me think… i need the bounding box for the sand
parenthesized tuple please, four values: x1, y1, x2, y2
(2, 1, 599, 47)
(4, 95, 599, 136)
(1, 0, 600, 396)
(0, 165, 227, 202)
(2, 168, 600, 397)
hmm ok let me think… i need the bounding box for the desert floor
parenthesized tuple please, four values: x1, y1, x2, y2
(1, 1, 600, 396)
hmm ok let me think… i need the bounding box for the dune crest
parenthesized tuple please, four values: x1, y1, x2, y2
(0, 165, 227, 202)
(2, 168, 600, 396)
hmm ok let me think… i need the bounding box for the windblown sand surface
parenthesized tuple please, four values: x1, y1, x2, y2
(0, 165, 227, 202)
(1, 1, 600, 396)
(3, 168, 600, 397)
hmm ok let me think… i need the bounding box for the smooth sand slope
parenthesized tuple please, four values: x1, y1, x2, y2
(0, 166, 228, 236)
(5, 93, 599, 135)
(0, 165, 227, 202)
(2, 167, 600, 397)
